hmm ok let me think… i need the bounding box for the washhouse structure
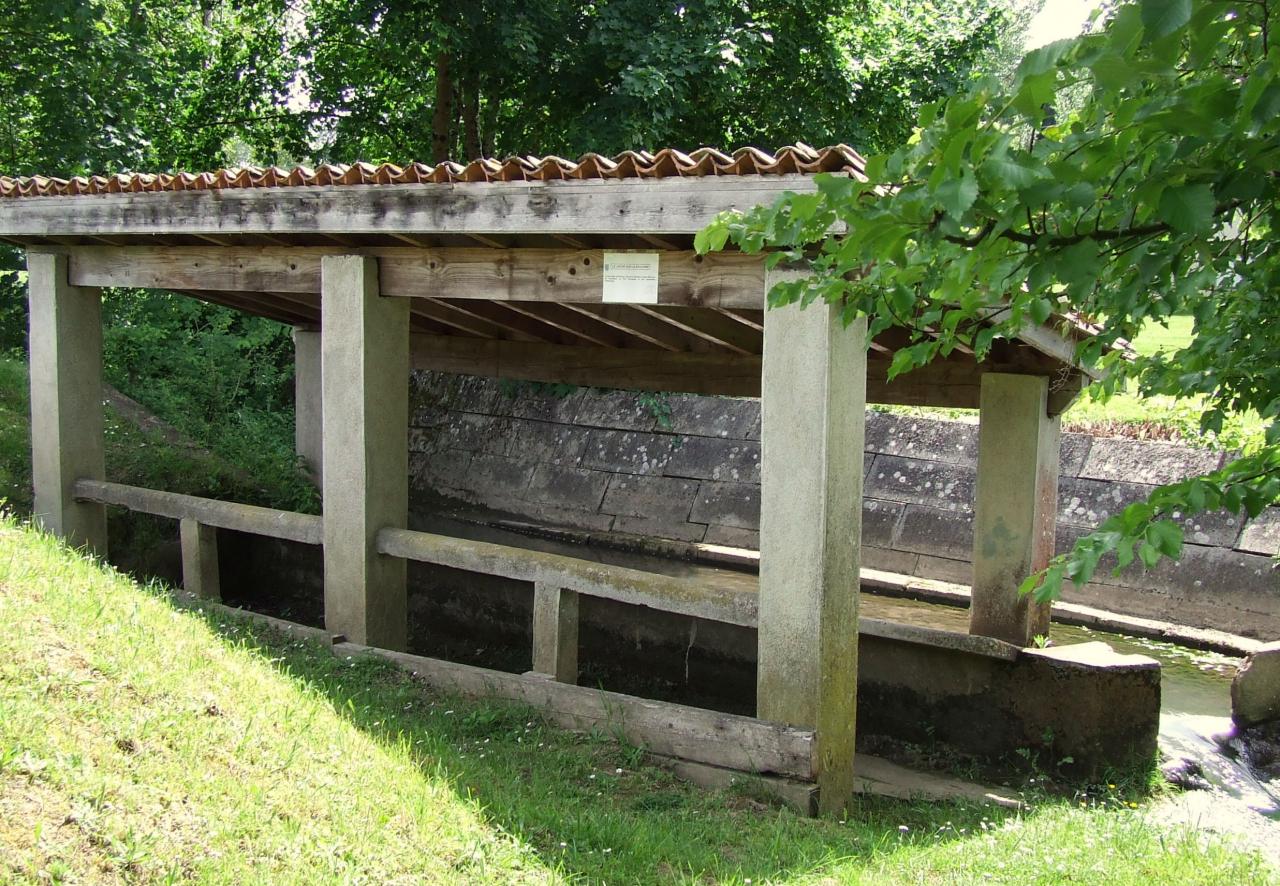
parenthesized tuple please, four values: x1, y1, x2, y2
(4, 145, 1102, 814)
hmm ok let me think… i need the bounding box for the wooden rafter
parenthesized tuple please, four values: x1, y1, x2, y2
(497, 301, 631, 349)
(630, 305, 760, 355)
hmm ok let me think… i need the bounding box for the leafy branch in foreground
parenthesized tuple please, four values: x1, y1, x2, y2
(697, 0, 1280, 601)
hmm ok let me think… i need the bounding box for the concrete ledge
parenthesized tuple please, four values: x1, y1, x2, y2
(860, 617, 1020, 661)
(1232, 641, 1280, 727)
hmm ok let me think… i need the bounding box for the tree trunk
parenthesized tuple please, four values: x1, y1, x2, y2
(462, 86, 482, 161)
(431, 52, 453, 163)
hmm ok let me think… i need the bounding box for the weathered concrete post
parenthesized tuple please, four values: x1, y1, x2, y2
(27, 251, 108, 554)
(531, 582, 579, 683)
(969, 373, 1059, 646)
(321, 255, 409, 650)
(758, 279, 867, 817)
(292, 326, 323, 482)
(180, 518, 221, 601)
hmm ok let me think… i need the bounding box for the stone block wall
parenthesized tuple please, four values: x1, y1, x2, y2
(408, 372, 1280, 639)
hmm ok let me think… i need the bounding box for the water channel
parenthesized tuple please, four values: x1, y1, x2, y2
(864, 593, 1280, 819)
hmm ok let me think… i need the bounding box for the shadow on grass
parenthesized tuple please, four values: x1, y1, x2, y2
(178, 592, 1038, 884)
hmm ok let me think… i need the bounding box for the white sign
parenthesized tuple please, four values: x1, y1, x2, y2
(601, 252, 660, 304)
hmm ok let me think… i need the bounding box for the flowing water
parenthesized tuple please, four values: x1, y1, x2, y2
(863, 594, 1280, 820)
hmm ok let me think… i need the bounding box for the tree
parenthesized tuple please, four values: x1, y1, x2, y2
(300, 0, 1034, 162)
(699, 0, 1280, 601)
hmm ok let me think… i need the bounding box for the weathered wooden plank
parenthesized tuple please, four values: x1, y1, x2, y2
(376, 526, 759, 627)
(408, 334, 763, 396)
(405, 332, 1049, 405)
(73, 479, 322, 544)
(655, 756, 819, 814)
(334, 641, 815, 778)
(0, 176, 823, 238)
(63, 245, 769, 309)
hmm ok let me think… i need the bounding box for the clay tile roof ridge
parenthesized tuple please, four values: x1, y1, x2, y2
(0, 144, 865, 197)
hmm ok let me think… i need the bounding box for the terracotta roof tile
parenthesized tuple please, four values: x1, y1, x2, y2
(0, 144, 864, 198)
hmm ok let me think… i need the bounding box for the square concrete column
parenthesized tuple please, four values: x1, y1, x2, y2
(27, 251, 107, 554)
(531, 582, 579, 683)
(180, 518, 221, 601)
(321, 255, 410, 650)
(292, 326, 322, 482)
(758, 280, 867, 817)
(969, 373, 1059, 646)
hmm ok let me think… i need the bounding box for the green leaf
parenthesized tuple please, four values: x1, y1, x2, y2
(693, 224, 727, 255)
(1091, 54, 1138, 91)
(1028, 297, 1053, 325)
(935, 169, 978, 218)
(1157, 183, 1216, 234)
(1147, 520, 1183, 559)
(981, 156, 1043, 189)
(1141, 0, 1192, 41)
(1137, 541, 1162, 570)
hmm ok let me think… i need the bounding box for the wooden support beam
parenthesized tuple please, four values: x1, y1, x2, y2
(0, 175, 822, 238)
(409, 334, 763, 397)
(758, 278, 867, 817)
(73, 479, 322, 544)
(335, 640, 815, 778)
(377, 526, 757, 627)
(61, 246, 769, 309)
(27, 251, 108, 553)
(321, 255, 409, 650)
(180, 518, 221, 601)
(969, 373, 1058, 646)
(531, 582, 579, 683)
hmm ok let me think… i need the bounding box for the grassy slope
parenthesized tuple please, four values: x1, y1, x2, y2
(1, 519, 1274, 884)
(1062, 315, 1266, 449)
(0, 356, 314, 520)
(881, 315, 1266, 450)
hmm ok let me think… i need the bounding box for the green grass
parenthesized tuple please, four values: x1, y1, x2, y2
(880, 315, 1267, 451)
(1061, 315, 1266, 450)
(0, 517, 1273, 884)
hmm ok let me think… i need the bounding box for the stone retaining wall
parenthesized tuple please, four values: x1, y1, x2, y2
(408, 372, 1280, 639)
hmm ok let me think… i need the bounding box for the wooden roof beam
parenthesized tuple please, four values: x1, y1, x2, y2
(497, 302, 633, 349)
(630, 305, 760, 355)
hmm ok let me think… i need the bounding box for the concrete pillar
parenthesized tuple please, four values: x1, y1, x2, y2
(758, 285, 867, 817)
(292, 326, 323, 482)
(321, 255, 410, 650)
(969, 373, 1059, 646)
(180, 518, 220, 601)
(27, 251, 107, 554)
(531, 582, 579, 682)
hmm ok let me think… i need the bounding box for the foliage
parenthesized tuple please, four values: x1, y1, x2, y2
(0, 0, 302, 179)
(0, 1, 311, 501)
(301, 0, 1036, 163)
(699, 0, 1280, 601)
(2, 517, 1274, 882)
(0, 354, 316, 521)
